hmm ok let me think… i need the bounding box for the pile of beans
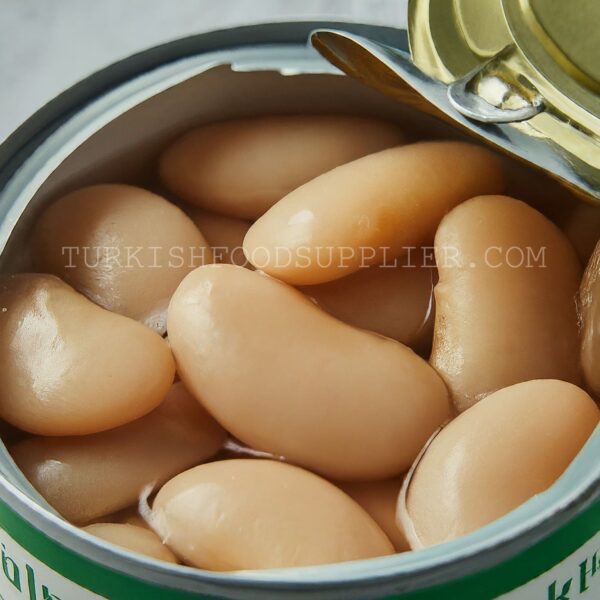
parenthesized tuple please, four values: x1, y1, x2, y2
(1, 115, 599, 571)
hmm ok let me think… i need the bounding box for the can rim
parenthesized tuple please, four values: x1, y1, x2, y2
(0, 21, 598, 595)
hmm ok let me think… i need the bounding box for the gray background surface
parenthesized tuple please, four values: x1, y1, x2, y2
(0, 0, 408, 142)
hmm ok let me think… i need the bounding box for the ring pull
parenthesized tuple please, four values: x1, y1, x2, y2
(448, 47, 545, 124)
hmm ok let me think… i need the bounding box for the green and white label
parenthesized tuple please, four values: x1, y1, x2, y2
(0, 528, 104, 600)
(499, 530, 600, 600)
(0, 494, 597, 599)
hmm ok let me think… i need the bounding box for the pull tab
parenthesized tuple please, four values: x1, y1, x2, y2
(309, 28, 452, 121)
(447, 47, 545, 123)
(310, 27, 599, 204)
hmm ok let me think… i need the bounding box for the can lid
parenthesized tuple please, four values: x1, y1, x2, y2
(409, 0, 600, 199)
(311, 6, 599, 203)
(410, 0, 600, 106)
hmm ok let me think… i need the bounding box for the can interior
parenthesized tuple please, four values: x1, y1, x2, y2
(0, 40, 598, 598)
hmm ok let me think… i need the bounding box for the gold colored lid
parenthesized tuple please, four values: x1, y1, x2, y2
(409, 0, 600, 200)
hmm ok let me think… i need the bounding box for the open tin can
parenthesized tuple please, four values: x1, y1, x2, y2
(0, 8, 598, 600)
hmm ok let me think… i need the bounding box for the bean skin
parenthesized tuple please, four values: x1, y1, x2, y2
(159, 115, 406, 219)
(11, 383, 225, 523)
(0, 274, 175, 435)
(244, 141, 505, 285)
(33, 184, 212, 333)
(168, 264, 450, 480)
(400, 380, 599, 549)
(151, 459, 394, 570)
(430, 195, 582, 412)
(84, 523, 178, 563)
(580, 241, 600, 397)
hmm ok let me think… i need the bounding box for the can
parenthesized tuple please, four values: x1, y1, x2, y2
(0, 19, 598, 600)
